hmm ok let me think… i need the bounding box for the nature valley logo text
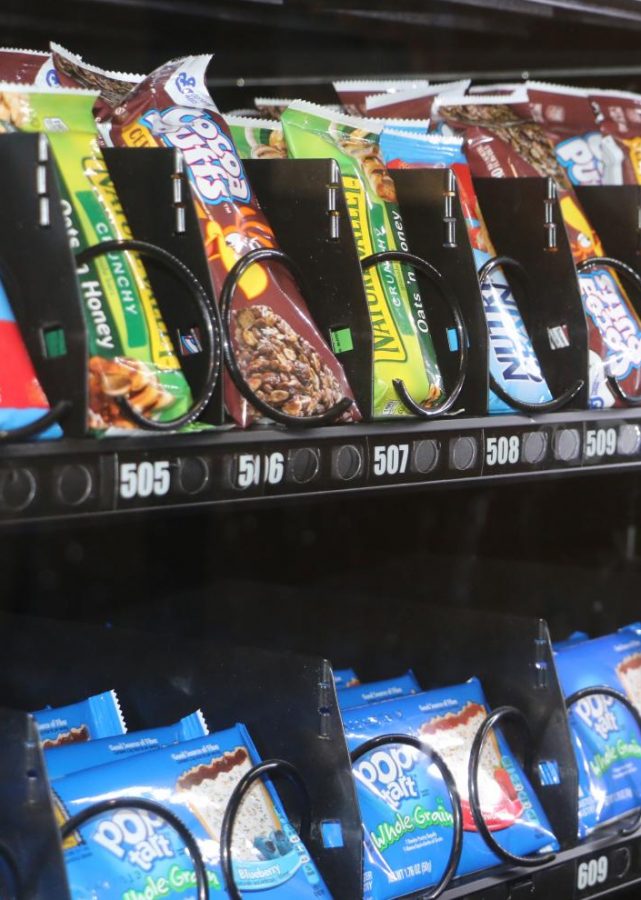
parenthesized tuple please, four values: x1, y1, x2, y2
(342, 176, 406, 363)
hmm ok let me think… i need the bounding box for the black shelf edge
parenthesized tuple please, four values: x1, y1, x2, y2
(1, 406, 640, 525)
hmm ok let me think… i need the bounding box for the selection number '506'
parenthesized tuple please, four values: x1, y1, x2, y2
(235, 453, 285, 488)
(119, 461, 171, 499)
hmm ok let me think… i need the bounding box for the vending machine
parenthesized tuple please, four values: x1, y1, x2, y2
(2, 1, 641, 898)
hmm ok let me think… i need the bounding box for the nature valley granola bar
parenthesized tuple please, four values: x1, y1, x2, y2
(0, 84, 194, 433)
(282, 101, 444, 417)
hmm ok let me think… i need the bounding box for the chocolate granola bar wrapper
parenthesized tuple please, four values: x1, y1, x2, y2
(282, 101, 444, 417)
(364, 80, 471, 126)
(333, 78, 431, 116)
(342, 678, 558, 899)
(589, 88, 641, 185)
(32, 689, 127, 749)
(380, 128, 553, 413)
(0, 47, 60, 86)
(224, 114, 288, 159)
(46, 710, 208, 779)
(51, 42, 143, 123)
(526, 82, 605, 187)
(253, 98, 343, 121)
(0, 84, 194, 433)
(54, 724, 332, 898)
(337, 669, 420, 709)
(435, 91, 641, 409)
(555, 623, 641, 837)
(100, 56, 358, 427)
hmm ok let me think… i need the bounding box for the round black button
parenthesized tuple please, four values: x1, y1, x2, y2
(56, 464, 92, 507)
(177, 456, 209, 495)
(289, 448, 320, 484)
(450, 436, 477, 471)
(412, 439, 439, 475)
(333, 445, 363, 481)
(618, 424, 641, 457)
(522, 432, 548, 465)
(0, 468, 36, 511)
(553, 428, 581, 462)
(612, 846, 631, 879)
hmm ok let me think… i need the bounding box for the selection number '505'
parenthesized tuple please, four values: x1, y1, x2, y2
(119, 461, 171, 499)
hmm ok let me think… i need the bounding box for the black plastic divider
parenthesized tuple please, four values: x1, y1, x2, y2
(0, 612, 362, 900)
(103, 147, 225, 426)
(0, 134, 87, 437)
(0, 708, 69, 899)
(474, 177, 589, 410)
(575, 185, 641, 274)
(244, 157, 375, 420)
(390, 168, 488, 416)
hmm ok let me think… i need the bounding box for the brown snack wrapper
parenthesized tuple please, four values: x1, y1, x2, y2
(100, 55, 358, 426)
(589, 88, 641, 185)
(435, 91, 641, 408)
(333, 79, 431, 116)
(526, 82, 604, 187)
(51, 43, 143, 125)
(0, 47, 60, 86)
(364, 80, 470, 125)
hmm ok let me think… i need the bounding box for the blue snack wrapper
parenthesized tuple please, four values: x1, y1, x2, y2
(379, 128, 553, 415)
(45, 710, 209, 779)
(334, 667, 360, 688)
(32, 689, 126, 748)
(553, 631, 590, 651)
(342, 678, 558, 898)
(54, 724, 332, 899)
(338, 671, 420, 709)
(554, 623, 641, 836)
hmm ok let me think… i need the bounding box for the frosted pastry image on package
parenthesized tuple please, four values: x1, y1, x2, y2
(45, 710, 208, 779)
(282, 101, 445, 418)
(338, 670, 420, 709)
(380, 128, 552, 414)
(555, 623, 641, 837)
(54, 724, 332, 898)
(32, 689, 126, 749)
(342, 678, 557, 899)
(225, 114, 288, 159)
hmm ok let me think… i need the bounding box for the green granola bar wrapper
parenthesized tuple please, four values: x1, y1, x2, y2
(282, 101, 444, 417)
(224, 114, 288, 160)
(0, 85, 193, 433)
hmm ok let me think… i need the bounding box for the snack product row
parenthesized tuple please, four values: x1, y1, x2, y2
(15, 620, 641, 899)
(2, 47, 641, 441)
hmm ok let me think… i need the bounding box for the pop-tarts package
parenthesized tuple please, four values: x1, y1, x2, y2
(54, 724, 332, 899)
(45, 710, 208, 780)
(338, 671, 420, 710)
(342, 678, 557, 899)
(553, 631, 590, 651)
(379, 129, 552, 414)
(32, 689, 126, 749)
(334, 667, 360, 688)
(554, 623, 641, 836)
